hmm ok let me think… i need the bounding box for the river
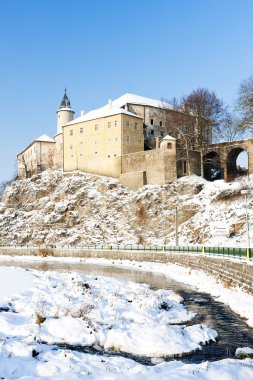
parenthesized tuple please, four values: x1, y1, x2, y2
(1, 258, 253, 364)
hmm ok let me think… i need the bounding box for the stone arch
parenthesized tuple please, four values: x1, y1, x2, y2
(204, 151, 222, 181)
(226, 147, 248, 181)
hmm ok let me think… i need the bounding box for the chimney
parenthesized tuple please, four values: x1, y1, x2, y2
(108, 99, 112, 108)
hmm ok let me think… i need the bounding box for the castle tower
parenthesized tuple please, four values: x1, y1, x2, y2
(54, 90, 75, 170)
(56, 89, 75, 134)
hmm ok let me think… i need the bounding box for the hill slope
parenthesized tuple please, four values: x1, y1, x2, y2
(0, 169, 251, 247)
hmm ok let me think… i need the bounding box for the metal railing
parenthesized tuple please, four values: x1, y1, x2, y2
(0, 244, 251, 260)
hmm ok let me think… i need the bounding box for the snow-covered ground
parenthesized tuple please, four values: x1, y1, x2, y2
(0, 263, 253, 379)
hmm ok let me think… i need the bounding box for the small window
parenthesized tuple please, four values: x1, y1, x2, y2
(70, 145, 73, 150)
(114, 154, 117, 157)
(70, 130, 73, 136)
(183, 160, 187, 174)
(126, 121, 130, 127)
(160, 131, 164, 137)
(94, 141, 97, 144)
(71, 154, 73, 158)
(150, 119, 154, 125)
(150, 130, 154, 135)
(95, 151, 97, 154)
(108, 122, 111, 128)
(108, 155, 110, 158)
(126, 136, 130, 142)
(134, 122, 138, 130)
(139, 139, 142, 143)
(160, 121, 163, 127)
(115, 120, 118, 127)
(80, 153, 83, 156)
(95, 125, 99, 131)
(167, 142, 172, 149)
(80, 127, 83, 133)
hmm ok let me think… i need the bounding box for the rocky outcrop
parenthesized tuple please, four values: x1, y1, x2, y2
(0, 169, 251, 247)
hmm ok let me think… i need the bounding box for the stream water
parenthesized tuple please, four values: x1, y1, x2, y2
(1, 258, 253, 364)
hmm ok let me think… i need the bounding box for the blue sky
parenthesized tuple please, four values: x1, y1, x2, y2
(0, 0, 253, 181)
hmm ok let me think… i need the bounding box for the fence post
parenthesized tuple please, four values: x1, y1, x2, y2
(202, 246, 205, 254)
(246, 248, 250, 261)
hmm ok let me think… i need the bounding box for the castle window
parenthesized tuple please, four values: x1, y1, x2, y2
(126, 121, 130, 127)
(80, 153, 83, 156)
(95, 125, 99, 131)
(167, 142, 172, 149)
(150, 129, 154, 135)
(126, 136, 130, 142)
(115, 120, 118, 127)
(139, 139, 142, 143)
(108, 155, 110, 158)
(70, 130, 73, 136)
(134, 122, 138, 130)
(150, 119, 154, 125)
(114, 154, 117, 157)
(108, 122, 111, 128)
(160, 121, 163, 127)
(80, 127, 83, 133)
(95, 151, 97, 154)
(161, 131, 164, 137)
(183, 160, 187, 174)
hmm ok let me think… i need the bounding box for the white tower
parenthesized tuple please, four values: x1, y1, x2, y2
(54, 90, 75, 170)
(56, 89, 75, 134)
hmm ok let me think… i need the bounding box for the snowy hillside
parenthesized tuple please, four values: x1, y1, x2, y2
(0, 169, 252, 247)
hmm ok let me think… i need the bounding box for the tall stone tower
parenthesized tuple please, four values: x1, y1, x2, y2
(54, 90, 75, 169)
(56, 89, 75, 134)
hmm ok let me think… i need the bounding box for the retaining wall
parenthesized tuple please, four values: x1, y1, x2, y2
(0, 247, 252, 294)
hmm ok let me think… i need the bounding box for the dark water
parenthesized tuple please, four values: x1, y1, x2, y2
(1, 258, 253, 364)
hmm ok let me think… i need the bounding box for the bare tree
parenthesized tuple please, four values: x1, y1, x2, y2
(236, 75, 253, 131)
(213, 108, 245, 143)
(182, 88, 224, 176)
(160, 99, 196, 175)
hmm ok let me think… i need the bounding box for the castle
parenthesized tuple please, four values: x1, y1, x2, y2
(17, 91, 203, 189)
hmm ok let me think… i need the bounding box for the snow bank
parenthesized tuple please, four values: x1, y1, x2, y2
(0, 266, 251, 379)
(0, 267, 35, 302)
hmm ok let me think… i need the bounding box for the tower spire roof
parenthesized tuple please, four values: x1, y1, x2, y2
(59, 88, 72, 109)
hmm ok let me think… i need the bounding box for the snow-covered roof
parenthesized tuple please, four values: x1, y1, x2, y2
(65, 106, 142, 126)
(162, 134, 176, 141)
(101, 93, 173, 110)
(34, 134, 55, 143)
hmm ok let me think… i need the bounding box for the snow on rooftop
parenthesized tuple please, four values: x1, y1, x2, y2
(65, 106, 142, 126)
(102, 93, 173, 110)
(64, 92, 173, 127)
(35, 134, 55, 143)
(162, 134, 176, 141)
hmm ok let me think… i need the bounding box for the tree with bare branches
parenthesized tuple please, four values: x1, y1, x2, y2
(236, 75, 253, 131)
(182, 88, 224, 176)
(213, 108, 244, 143)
